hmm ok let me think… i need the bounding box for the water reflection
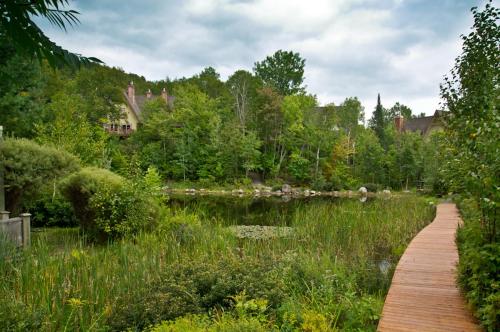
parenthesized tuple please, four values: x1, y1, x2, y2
(167, 194, 375, 226)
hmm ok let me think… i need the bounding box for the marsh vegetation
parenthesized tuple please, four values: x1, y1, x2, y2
(0, 195, 434, 331)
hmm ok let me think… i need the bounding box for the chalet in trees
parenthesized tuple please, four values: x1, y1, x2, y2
(394, 110, 444, 137)
(104, 82, 173, 136)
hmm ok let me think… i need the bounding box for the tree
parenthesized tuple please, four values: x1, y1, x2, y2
(422, 131, 449, 195)
(388, 102, 413, 120)
(0, 0, 101, 68)
(253, 50, 305, 95)
(192, 67, 228, 100)
(354, 129, 386, 185)
(254, 87, 284, 178)
(390, 132, 424, 190)
(0, 35, 44, 137)
(338, 97, 365, 136)
(226, 70, 262, 129)
(35, 93, 110, 167)
(369, 94, 387, 147)
(440, 2, 499, 242)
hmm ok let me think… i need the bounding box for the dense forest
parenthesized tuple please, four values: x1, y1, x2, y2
(0, 33, 445, 194)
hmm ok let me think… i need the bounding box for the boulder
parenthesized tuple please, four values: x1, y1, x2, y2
(232, 188, 244, 195)
(282, 184, 292, 194)
(382, 189, 391, 195)
(358, 187, 368, 195)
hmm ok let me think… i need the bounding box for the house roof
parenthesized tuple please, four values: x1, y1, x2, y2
(403, 110, 445, 135)
(123, 92, 143, 121)
(123, 92, 174, 122)
(403, 116, 434, 133)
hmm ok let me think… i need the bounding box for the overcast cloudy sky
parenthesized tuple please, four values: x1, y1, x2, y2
(39, 0, 483, 118)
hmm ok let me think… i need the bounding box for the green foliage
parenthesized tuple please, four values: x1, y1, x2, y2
(143, 165, 164, 196)
(441, 2, 499, 242)
(28, 194, 77, 228)
(338, 97, 365, 135)
(0, 137, 80, 213)
(149, 294, 270, 332)
(0, 295, 46, 332)
(35, 92, 110, 167)
(254, 50, 305, 95)
(456, 198, 500, 331)
(226, 70, 262, 129)
(0, 36, 44, 138)
(287, 151, 311, 181)
(0, 0, 101, 68)
(60, 167, 159, 241)
(439, 9, 499, 326)
(422, 131, 449, 195)
(361, 183, 380, 193)
(107, 255, 287, 331)
(388, 102, 413, 120)
(354, 129, 386, 185)
(369, 94, 387, 146)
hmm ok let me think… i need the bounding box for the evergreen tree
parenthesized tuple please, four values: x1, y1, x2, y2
(369, 93, 386, 146)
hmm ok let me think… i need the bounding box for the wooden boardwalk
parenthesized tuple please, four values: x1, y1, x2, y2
(378, 203, 481, 332)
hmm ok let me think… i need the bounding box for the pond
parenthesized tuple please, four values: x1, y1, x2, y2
(167, 194, 375, 226)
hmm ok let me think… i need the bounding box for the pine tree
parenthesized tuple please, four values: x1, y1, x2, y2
(369, 93, 386, 145)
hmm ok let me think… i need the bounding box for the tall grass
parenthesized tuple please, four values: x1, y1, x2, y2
(0, 195, 434, 331)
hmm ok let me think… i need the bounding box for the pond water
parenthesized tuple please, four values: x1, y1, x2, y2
(167, 194, 374, 226)
(167, 194, 392, 276)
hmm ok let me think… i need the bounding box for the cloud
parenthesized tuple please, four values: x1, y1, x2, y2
(36, 0, 483, 117)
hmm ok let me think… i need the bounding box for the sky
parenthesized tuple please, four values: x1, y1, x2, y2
(38, 0, 484, 119)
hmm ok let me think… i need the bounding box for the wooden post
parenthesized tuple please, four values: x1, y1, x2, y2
(1, 211, 9, 221)
(0, 125, 4, 212)
(20, 213, 31, 247)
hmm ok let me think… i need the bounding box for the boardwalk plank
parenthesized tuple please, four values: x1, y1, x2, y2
(378, 203, 481, 332)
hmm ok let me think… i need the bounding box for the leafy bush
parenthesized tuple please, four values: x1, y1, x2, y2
(107, 255, 287, 331)
(311, 175, 327, 191)
(157, 211, 201, 245)
(27, 194, 77, 228)
(0, 137, 80, 213)
(149, 295, 270, 332)
(457, 198, 500, 331)
(60, 167, 159, 241)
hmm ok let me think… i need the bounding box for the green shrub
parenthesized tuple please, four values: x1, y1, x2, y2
(60, 167, 159, 241)
(27, 194, 77, 228)
(0, 137, 80, 213)
(107, 255, 287, 331)
(311, 175, 327, 191)
(157, 211, 201, 245)
(457, 198, 500, 331)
